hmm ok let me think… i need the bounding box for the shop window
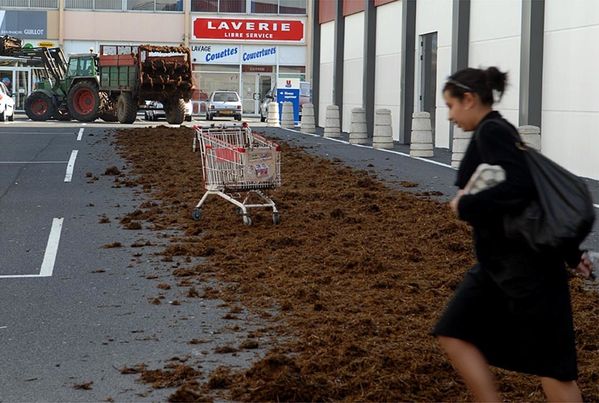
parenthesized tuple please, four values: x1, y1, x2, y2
(94, 0, 122, 9)
(0, 0, 28, 6)
(197, 71, 240, 111)
(127, 0, 153, 10)
(191, 0, 217, 12)
(280, 66, 305, 74)
(279, 0, 305, 14)
(197, 64, 239, 73)
(251, 0, 277, 13)
(155, 0, 182, 10)
(30, 0, 58, 6)
(65, 0, 93, 8)
(219, 0, 245, 13)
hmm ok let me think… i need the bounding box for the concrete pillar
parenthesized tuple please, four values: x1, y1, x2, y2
(410, 112, 434, 157)
(373, 109, 394, 149)
(518, 125, 541, 151)
(451, 125, 472, 168)
(267, 102, 280, 127)
(280, 102, 295, 129)
(324, 105, 341, 138)
(349, 107, 368, 145)
(300, 103, 316, 133)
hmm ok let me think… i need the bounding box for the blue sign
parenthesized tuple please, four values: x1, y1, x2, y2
(276, 78, 300, 124)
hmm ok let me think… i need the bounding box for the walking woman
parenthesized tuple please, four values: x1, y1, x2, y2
(433, 66, 594, 401)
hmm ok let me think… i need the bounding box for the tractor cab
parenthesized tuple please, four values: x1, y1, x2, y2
(64, 54, 99, 89)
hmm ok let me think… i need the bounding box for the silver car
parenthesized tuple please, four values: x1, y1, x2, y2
(206, 91, 242, 121)
(144, 100, 193, 122)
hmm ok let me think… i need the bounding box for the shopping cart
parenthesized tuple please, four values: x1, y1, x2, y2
(192, 123, 282, 225)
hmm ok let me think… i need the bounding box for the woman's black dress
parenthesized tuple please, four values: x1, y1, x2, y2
(432, 111, 582, 381)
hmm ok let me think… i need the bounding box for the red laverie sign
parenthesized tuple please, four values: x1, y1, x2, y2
(193, 18, 304, 41)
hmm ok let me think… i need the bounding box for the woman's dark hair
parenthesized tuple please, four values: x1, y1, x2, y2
(443, 67, 508, 106)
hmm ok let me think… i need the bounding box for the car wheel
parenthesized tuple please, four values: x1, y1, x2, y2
(8, 110, 14, 121)
(260, 113, 266, 123)
(0, 111, 4, 122)
(235, 115, 242, 121)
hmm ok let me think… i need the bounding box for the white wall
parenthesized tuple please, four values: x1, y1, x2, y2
(542, 0, 599, 179)
(375, 0, 402, 140)
(64, 11, 184, 43)
(342, 12, 365, 133)
(469, 0, 521, 126)
(319, 21, 335, 127)
(415, 0, 453, 148)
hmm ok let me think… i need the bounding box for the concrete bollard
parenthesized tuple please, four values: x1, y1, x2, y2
(349, 107, 369, 145)
(518, 125, 541, 151)
(281, 102, 294, 129)
(267, 102, 280, 127)
(372, 108, 394, 149)
(451, 125, 473, 168)
(410, 112, 434, 157)
(324, 105, 341, 138)
(300, 103, 316, 133)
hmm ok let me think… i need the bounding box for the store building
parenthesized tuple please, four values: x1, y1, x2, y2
(0, 8, 59, 110)
(313, 0, 599, 181)
(190, 2, 309, 115)
(0, 0, 310, 115)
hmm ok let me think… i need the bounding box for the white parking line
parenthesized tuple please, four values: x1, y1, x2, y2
(39, 218, 64, 277)
(0, 218, 63, 279)
(77, 128, 84, 141)
(0, 161, 67, 164)
(64, 150, 78, 182)
(0, 132, 79, 135)
(281, 128, 454, 169)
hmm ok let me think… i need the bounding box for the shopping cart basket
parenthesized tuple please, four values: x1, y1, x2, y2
(192, 123, 282, 225)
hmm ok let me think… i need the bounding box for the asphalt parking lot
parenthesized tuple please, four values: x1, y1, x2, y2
(0, 113, 266, 401)
(1, 112, 597, 400)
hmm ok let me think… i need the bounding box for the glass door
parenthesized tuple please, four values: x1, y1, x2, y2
(14, 70, 30, 111)
(242, 73, 257, 115)
(257, 74, 272, 113)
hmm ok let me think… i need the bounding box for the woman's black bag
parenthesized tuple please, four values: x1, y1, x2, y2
(482, 119, 596, 252)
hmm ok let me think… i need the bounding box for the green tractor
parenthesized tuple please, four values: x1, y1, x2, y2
(24, 52, 113, 122)
(2, 36, 193, 124)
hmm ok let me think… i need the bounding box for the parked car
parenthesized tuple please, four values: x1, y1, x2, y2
(206, 91, 242, 121)
(0, 82, 15, 122)
(144, 100, 193, 122)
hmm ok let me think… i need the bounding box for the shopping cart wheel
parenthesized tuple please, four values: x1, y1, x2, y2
(191, 208, 202, 221)
(272, 212, 281, 225)
(242, 215, 252, 226)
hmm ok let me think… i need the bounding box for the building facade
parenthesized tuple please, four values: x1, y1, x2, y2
(0, 0, 310, 114)
(313, 0, 599, 181)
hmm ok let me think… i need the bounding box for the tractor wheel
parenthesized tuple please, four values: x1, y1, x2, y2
(67, 81, 100, 122)
(117, 93, 137, 124)
(100, 110, 118, 122)
(165, 99, 185, 125)
(53, 108, 71, 121)
(25, 92, 56, 121)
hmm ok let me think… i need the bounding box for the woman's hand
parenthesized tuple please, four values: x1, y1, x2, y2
(573, 252, 595, 280)
(450, 189, 466, 215)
